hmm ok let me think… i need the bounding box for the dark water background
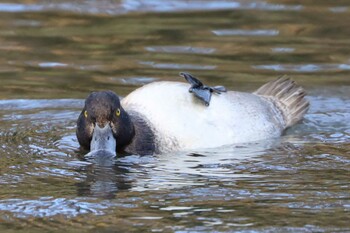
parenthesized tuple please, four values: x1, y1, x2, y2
(0, 0, 349, 232)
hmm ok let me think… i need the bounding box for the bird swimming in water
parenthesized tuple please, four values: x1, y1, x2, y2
(76, 74, 309, 156)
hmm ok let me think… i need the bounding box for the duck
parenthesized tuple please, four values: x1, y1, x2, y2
(76, 74, 309, 156)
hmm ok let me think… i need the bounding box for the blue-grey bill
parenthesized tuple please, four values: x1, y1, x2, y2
(87, 124, 117, 158)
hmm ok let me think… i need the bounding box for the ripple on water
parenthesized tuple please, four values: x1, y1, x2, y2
(252, 63, 350, 72)
(0, 197, 113, 218)
(292, 96, 350, 143)
(0, 3, 43, 12)
(110, 76, 159, 86)
(271, 47, 295, 53)
(38, 62, 68, 68)
(329, 6, 348, 13)
(13, 60, 106, 72)
(145, 46, 216, 54)
(212, 29, 279, 36)
(139, 61, 217, 70)
(0, 1, 303, 14)
(0, 99, 83, 111)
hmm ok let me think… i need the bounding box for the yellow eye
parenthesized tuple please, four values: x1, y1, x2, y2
(116, 108, 121, 117)
(84, 110, 88, 118)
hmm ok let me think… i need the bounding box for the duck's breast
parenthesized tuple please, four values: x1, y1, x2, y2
(121, 82, 285, 152)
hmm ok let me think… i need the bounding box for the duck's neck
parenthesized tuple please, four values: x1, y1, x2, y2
(120, 111, 157, 155)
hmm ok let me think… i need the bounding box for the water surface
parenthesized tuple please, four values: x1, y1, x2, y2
(0, 0, 349, 232)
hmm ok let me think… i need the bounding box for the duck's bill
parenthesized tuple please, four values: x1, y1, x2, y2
(88, 124, 117, 158)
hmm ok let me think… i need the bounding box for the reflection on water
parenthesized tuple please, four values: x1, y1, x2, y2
(0, 0, 349, 232)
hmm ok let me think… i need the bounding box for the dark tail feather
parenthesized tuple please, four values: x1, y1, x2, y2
(254, 76, 309, 127)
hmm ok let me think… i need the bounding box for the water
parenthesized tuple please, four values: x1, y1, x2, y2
(0, 0, 349, 232)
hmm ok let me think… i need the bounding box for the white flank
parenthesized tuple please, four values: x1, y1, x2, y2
(122, 82, 285, 153)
